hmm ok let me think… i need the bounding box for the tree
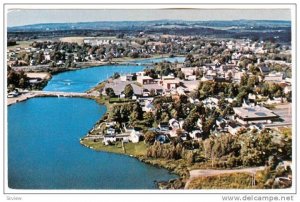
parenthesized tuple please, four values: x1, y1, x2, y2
(105, 87, 115, 98)
(143, 112, 155, 127)
(177, 71, 185, 80)
(150, 89, 156, 97)
(124, 84, 134, 98)
(144, 131, 156, 145)
(227, 71, 233, 81)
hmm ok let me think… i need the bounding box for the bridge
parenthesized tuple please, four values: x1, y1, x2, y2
(7, 90, 99, 106)
(30, 90, 92, 98)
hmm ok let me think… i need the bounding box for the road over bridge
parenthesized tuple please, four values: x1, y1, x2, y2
(7, 90, 98, 105)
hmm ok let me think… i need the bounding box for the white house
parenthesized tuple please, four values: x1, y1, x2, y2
(169, 118, 180, 130)
(106, 127, 116, 135)
(120, 74, 133, 82)
(129, 130, 143, 143)
(103, 134, 116, 145)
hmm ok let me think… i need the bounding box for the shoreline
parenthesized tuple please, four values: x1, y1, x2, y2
(6, 55, 162, 106)
(79, 95, 189, 189)
(79, 138, 187, 189)
(7, 55, 188, 189)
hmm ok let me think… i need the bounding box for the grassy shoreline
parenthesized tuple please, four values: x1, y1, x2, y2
(79, 92, 192, 190)
(79, 138, 188, 189)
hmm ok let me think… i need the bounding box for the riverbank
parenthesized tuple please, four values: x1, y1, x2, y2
(80, 95, 189, 189)
(7, 92, 37, 106)
(80, 138, 188, 189)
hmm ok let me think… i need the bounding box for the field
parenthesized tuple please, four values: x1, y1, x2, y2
(80, 139, 147, 157)
(8, 40, 33, 50)
(187, 172, 263, 189)
(59, 36, 120, 44)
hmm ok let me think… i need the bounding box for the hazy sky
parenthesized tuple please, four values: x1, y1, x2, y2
(7, 9, 291, 27)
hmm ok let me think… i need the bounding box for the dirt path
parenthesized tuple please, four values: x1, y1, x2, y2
(185, 166, 265, 189)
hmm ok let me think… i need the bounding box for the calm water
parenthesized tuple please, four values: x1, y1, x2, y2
(8, 58, 180, 189)
(8, 97, 177, 189)
(44, 65, 144, 92)
(134, 56, 185, 65)
(44, 57, 185, 93)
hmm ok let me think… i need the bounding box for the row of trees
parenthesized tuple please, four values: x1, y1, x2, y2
(105, 84, 134, 98)
(144, 130, 291, 169)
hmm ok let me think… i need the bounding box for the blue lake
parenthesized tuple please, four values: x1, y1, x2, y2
(8, 57, 183, 189)
(43, 57, 185, 93)
(133, 56, 185, 65)
(43, 65, 145, 92)
(8, 97, 177, 189)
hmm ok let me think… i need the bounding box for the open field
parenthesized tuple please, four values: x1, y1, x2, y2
(59, 36, 120, 44)
(187, 172, 260, 189)
(7, 41, 33, 50)
(59, 37, 85, 44)
(26, 72, 51, 79)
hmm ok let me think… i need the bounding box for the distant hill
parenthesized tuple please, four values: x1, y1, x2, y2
(7, 20, 291, 43)
(8, 20, 291, 32)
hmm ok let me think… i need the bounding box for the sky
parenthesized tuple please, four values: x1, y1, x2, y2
(7, 9, 291, 27)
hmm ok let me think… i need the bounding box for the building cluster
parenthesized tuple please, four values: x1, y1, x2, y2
(98, 40, 292, 145)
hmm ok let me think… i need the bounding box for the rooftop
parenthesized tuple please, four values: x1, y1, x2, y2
(233, 106, 279, 119)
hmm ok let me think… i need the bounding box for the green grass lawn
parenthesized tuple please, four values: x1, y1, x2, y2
(81, 139, 147, 157)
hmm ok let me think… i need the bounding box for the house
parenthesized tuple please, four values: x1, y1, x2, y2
(7, 90, 20, 98)
(206, 69, 217, 78)
(142, 89, 151, 97)
(158, 122, 170, 131)
(119, 93, 125, 98)
(248, 93, 256, 102)
(233, 72, 244, 82)
(284, 86, 292, 94)
(120, 74, 133, 82)
(216, 117, 227, 128)
(169, 118, 180, 130)
(103, 134, 116, 145)
(129, 130, 143, 143)
(176, 86, 189, 95)
(163, 79, 181, 90)
(267, 97, 283, 104)
(259, 66, 270, 75)
(155, 134, 169, 144)
(264, 72, 284, 83)
(105, 121, 117, 127)
(202, 97, 219, 109)
(200, 75, 214, 82)
(185, 75, 197, 81)
(106, 127, 116, 135)
(30, 59, 36, 66)
(179, 132, 189, 141)
(29, 78, 42, 85)
(162, 74, 175, 80)
(249, 124, 264, 132)
(137, 75, 154, 85)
